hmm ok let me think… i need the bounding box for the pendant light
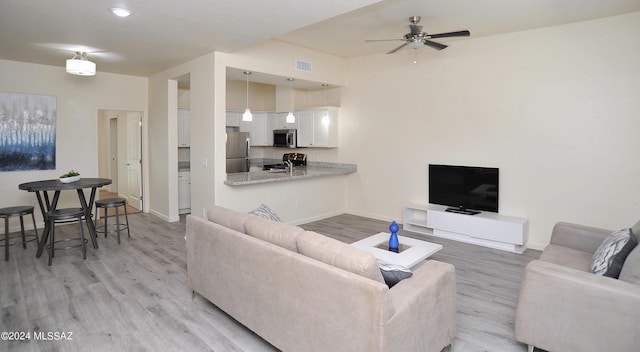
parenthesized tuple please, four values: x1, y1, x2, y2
(286, 78, 295, 123)
(242, 71, 253, 122)
(66, 52, 96, 76)
(321, 84, 330, 125)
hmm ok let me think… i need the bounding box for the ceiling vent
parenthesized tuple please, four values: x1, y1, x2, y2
(295, 59, 312, 73)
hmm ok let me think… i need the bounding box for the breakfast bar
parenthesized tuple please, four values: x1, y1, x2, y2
(224, 162, 356, 186)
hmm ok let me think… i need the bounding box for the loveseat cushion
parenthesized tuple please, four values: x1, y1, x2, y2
(539, 244, 592, 271)
(207, 206, 249, 233)
(619, 245, 640, 284)
(244, 216, 303, 252)
(297, 231, 385, 284)
(590, 228, 638, 278)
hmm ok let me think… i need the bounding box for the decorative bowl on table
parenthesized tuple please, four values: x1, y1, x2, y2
(60, 170, 80, 183)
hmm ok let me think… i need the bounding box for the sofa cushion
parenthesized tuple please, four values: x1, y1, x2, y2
(590, 228, 638, 278)
(378, 260, 412, 288)
(244, 216, 303, 252)
(207, 206, 250, 233)
(539, 244, 593, 271)
(297, 231, 385, 284)
(619, 236, 640, 284)
(248, 204, 281, 222)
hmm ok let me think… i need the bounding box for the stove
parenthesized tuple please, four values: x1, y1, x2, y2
(282, 153, 307, 166)
(262, 153, 307, 170)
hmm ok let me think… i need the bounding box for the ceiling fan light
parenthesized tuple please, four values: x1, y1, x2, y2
(66, 52, 96, 76)
(286, 112, 295, 124)
(242, 108, 253, 122)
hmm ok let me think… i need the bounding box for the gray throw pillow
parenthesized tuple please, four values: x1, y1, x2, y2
(590, 228, 638, 278)
(248, 204, 281, 222)
(378, 260, 412, 288)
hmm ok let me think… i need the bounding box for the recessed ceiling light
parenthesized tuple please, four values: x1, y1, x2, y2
(110, 8, 132, 17)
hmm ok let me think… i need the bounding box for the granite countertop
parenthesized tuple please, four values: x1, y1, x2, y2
(224, 162, 357, 186)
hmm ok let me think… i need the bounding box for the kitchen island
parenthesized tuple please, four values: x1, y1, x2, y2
(225, 162, 356, 186)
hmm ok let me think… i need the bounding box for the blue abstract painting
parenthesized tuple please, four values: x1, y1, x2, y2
(0, 92, 56, 171)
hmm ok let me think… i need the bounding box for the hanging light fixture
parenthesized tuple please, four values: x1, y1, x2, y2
(242, 71, 253, 121)
(286, 78, 295, 123)
(66, 52, 96, 76)
(321, 84, 330, 125)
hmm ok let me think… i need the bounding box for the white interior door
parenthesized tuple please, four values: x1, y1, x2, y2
(109, 118, 118, 193)
(126, 112, 142, 210)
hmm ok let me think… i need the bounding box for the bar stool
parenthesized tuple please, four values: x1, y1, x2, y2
(95, 198, 130, 244)
(45, 208, 86, 266)
(1, 205, 39, 261)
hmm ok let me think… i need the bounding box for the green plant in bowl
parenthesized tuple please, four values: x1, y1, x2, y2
(60, 170, 80, 178)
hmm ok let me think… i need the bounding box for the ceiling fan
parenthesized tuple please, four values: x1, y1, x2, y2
(365, 16, 470, 54)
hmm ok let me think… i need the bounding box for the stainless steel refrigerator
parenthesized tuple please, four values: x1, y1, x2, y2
(226, 132, 250, 173)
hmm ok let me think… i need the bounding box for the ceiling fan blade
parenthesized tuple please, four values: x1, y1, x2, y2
(409, 24, 423, 35)
(428, 30, 470, 39)
(423, 39, 447, 50)
(365, 39, 405, 42)
(386, 42, 408, 54)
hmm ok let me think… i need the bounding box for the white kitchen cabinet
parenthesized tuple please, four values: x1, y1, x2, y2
(229, 111, 275, 146)
(295, 107, 338, 148)
(226, 111, 241, 127)
(178, 171, 191, 214)
(178, 108, 190, 147)
(248, 112, 276, 146)
(275, 112, 298, 130)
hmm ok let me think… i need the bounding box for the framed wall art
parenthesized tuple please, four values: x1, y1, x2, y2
(0, 92, 56, 171)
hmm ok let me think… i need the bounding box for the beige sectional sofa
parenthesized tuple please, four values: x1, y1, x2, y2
(185, 206, 457, 352)
(515, 221, 640, 352)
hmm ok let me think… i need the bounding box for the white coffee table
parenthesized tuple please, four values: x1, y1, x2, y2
(351, 232, 443, 268)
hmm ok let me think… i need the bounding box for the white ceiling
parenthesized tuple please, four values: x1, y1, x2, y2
(2, 0, 639, 78)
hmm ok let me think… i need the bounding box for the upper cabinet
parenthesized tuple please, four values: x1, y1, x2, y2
(226, 111, 275, 147)
(295, 107, 338, 148)
(226, 111, 241, 127)
(248, 112, 276, 147)
(178, 108, 190, 147)
(275, 112, 298, 130)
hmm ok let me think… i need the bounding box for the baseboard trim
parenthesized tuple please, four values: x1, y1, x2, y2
(288, 210, 344, 226)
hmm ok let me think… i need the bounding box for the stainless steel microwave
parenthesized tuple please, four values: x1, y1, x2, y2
(273, 129, 297, 148)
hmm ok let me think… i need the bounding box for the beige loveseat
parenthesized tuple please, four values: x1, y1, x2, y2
(515, 221, 640, 352)
(185, 206, 457, 352)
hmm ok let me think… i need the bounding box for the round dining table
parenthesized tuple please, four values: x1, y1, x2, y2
(19, 178, 112, 258)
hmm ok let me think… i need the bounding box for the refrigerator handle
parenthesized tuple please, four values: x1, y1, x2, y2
(246, 137, 250, 159)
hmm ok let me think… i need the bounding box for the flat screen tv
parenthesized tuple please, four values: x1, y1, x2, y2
(428, 164, 499, 215)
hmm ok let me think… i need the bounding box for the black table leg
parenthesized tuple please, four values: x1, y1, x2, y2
(77, 188, 99, 249)
(35, 191, 59, 258)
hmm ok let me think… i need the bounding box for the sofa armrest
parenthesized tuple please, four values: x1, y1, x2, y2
(516, 260, 640, 352)
(382, 260, 457, 352)
(550, 222, 611, 254)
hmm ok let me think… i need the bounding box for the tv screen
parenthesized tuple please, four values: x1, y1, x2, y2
(428, 164, 499, 214)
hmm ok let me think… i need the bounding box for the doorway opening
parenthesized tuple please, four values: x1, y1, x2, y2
(98, 110, 144, 215)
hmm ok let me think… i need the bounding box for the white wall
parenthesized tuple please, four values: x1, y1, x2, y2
(148, 53, 216, 222)
(342, 12, 640, 249)
(0, 59, 147, 229)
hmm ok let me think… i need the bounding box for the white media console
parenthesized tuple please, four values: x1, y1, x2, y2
(403, 204, 528, 254)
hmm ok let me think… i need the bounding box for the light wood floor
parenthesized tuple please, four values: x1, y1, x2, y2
(0, 212, 541, 351)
